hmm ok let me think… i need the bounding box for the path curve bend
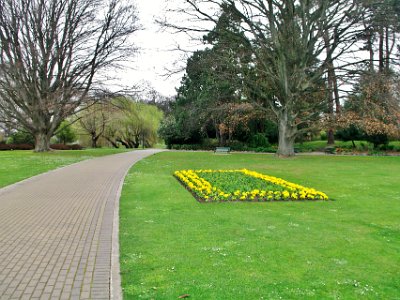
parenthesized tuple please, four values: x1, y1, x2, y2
(0, 149, 163, 300)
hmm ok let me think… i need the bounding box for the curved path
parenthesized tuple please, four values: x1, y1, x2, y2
(0, 149, 162, 300)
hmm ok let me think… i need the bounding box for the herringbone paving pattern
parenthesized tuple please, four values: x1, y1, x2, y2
(0, 150, 161, 299)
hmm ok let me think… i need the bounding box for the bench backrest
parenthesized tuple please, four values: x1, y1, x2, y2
(215, 147, 230, 152)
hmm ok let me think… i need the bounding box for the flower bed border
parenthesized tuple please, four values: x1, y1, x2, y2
(174, 169, 329, 203)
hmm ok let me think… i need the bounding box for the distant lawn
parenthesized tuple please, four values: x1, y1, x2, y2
(296, 140, 400, 152)
(0, 148, 132, 188)
(120, 152, 400, 299)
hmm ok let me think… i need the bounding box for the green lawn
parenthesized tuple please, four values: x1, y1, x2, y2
(119, 152, 400, 299)
(0, 148, 132, 188)
(296, 140, 400, 152)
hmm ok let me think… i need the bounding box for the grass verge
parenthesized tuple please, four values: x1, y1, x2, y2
(0, 148, 132, 188)
(120, 151, 400, 299)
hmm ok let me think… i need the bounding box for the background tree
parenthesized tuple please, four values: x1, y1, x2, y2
(338, 74, 400, 148)
(358, 0, 400, 73)
(55, 121, 77, 145)
(113, 98, 163, 148)
(165, 0, 362, 156)
(160, 4, 256, 147)
(76, 101, 115, 148)
(0, 0, 139, 151)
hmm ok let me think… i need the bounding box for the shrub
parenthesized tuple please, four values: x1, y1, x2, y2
(0, 143, 34, 150)
(7, 131, 34, 145)
(320, 131, 327, 141)
(335, 125, 364, 146)
(55, 121, 77, 144)
(365, 133, 389, 149)
(249, 133, 270, 148)
(50, 144, 83, 150)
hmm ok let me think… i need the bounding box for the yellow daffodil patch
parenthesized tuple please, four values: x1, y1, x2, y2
(174, 169, 329, 202)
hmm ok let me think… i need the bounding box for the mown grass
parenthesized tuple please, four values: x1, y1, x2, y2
(296, 140, 400, 152)
(120, 152, 400, 299)
(0, 148, 131, 188)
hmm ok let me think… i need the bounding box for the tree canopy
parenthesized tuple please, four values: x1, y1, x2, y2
(162, 0, 399, 155)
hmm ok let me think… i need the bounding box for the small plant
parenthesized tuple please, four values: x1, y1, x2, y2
(174, 169, 329, 202)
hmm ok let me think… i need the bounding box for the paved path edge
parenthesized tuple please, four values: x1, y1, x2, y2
(0, 158, 93, 197)
(110, 163, 128, 300)
(110, 150, 163, 299)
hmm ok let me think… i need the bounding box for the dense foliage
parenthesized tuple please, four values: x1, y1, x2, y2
(162, 0, 400, 155)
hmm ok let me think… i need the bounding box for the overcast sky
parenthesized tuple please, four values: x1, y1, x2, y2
(114, 0, 194, 97)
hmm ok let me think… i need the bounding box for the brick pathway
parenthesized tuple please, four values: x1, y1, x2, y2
(0, 150, 162, 300)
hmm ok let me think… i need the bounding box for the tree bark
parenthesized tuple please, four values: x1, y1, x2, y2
(325, 30, 337, 146)
(327, 129, 335, 145)
(367, 29, 374, 73)
(117, 139, 130, 149)
(276, 110, 296, 157)
(379, 28, 384, 73)
(105, 137, 119, 148)
(91, 135, 99, 148)
(34, 132, 51, 152)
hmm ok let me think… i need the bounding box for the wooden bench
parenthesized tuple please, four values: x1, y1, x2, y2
(214, 147, 231, 154)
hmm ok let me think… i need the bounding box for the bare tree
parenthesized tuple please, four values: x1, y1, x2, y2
(163, 0, 363, 156)
(0, 0, 139, 151)
(77, 101, 115, 148)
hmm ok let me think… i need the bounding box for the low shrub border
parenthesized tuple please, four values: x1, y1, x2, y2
(174, 169, 329, 202)
(0, 144, 83, 151)
(0, 143, 34, 150)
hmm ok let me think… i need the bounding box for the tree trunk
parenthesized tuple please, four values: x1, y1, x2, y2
(327, 129, 335, 145)
(91, 136, 98, 148)
(385, 26, 391, 73)
(379, 28, 384, 73)
(276, 110, 297, 157)
(325, 30, 336, 145)
(367, 29, 374, 73)
(34, 132, 51, 152)
(105, 137, 119, 148)
(332, 68, 341, 115)
(117, 139, 130, 148)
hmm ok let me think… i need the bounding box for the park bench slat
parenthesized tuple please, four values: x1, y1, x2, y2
(214, 147, 231, 154)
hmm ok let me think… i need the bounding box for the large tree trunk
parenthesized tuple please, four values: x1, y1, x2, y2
(327, 129, 335, 145)
(34, 132, 51, 152)
(325, 30, 337, 146)
(276, 110, 297, 157)
(91, 135, 99, 148)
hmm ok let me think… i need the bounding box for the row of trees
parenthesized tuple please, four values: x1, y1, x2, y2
(1, 97, 164, 149)
(160, 0, 400, 156)
(75, 98, 163, 148)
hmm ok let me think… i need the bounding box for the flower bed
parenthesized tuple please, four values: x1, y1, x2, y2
(174, 169, 329, 202)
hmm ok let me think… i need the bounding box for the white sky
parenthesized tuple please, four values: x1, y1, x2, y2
(114, 0, 193, 97)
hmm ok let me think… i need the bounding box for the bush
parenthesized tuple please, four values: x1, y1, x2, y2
(254, 147, 276, 153)
(7, 131, 34, 145)
(335, 125, 364, 146)
(50, 144, 83, 150)
(0, 143, 83, 151)
(227, 141, 249, 152)
(249, 133, 270, 148)
(365, 133, 389, 149)
(56, 121, 77, 144)
(320, 131, 327, 141)
(0, 143, 34, 150)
